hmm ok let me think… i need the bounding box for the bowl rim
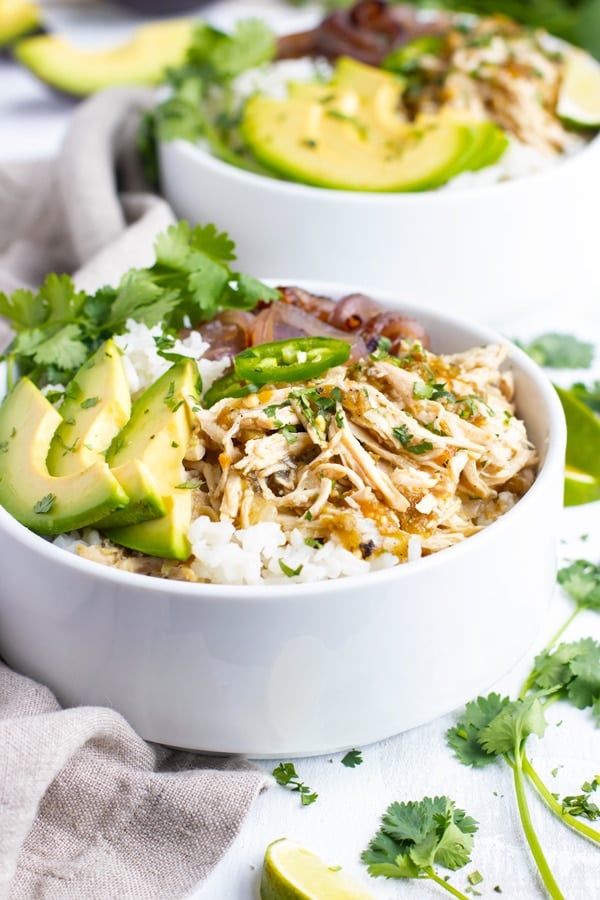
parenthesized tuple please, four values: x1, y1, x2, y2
(159, 125, 600, 204)
(0, 283, 567, 601)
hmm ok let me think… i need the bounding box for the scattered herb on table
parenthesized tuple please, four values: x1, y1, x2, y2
(361, 795, 478, 899)
(272, 762, 318, 806)
(448, 559, 600, 898)
(341, 748, 363, 768)
(514, 333, 595, 369)
(569, 380, 600, 414)
(561, 776, 600, 820)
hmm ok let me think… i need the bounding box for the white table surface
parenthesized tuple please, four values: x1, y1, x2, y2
(2, 3, 600, 898)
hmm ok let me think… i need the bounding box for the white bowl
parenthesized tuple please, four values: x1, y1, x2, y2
(159, 135, 600, 320)
(0, 287, 565, 757)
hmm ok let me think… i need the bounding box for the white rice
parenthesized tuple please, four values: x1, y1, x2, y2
(113, 319, 230, 397)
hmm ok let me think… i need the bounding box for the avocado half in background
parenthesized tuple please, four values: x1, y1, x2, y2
(0, 0, 42, 48)
(13, 17, 196, 95)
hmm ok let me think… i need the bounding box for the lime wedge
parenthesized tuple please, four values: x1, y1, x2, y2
(555, 385, 600, 506)
(261, 839, 375, 900)
(564, 466, 600, 507)
(557, 51, 600, 127)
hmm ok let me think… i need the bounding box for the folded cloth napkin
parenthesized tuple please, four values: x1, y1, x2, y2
(0, 88, 270, 899)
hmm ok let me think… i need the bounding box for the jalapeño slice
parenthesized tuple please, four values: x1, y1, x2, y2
(233, 337, 351, 386)
(203, 371, 259, 408)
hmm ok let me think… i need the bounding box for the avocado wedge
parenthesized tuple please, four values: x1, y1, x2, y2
(103, 359, 201, 561)
(47, 339, 165, 529)
(0, 378, 129, 535)
(13, 18, 195, 96)
(241, 56, 507, 192)
(0, 0, 41, 48)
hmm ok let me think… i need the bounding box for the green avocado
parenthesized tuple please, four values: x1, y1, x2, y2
(13, 18, 195, 96)
(241, 56, 507, 192)
(426, 118, 509, 186)
(47, 339, 165, 529)
(0, 378, 129, 535)
(0, 0, 41, 48)
(47, 339, 131, 474)
(103, 358, 200, 561)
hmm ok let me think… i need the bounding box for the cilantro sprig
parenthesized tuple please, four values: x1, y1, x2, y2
(272, 762, 318, 807)
(361, 796, 478, 899)
(448, 558, 600, 899)
(139, 20, 277, 182)
(0, 222, 279, 389)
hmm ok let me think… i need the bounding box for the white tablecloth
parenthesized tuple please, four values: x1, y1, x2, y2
(2, 3, 599, 898)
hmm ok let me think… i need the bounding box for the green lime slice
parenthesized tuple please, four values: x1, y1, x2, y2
(261, 839, 375, 900)
(564, 466, 600, 507)
(557, 51, 600, 127)
(555, 385, 600, 506)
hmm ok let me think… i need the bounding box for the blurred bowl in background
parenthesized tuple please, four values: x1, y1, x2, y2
(159, 135, 600, 322)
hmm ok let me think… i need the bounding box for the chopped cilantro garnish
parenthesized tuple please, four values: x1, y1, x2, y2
(280, 424, 298, 445)
(392, 424, 434, 454)
(33, 493, 56, 514)
(279, 559, 303, 578)
(413, 379, 456, 402)
(80, 397, 99, 409)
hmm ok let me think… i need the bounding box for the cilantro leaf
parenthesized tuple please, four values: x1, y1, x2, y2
(567, 642, 600, 709)
(362, 796, 477, 883)
(341, 748, 363, 768)
(30, 324, 88, 372)
(447, 693, 510, 767)
(557, 559, 600, 610)
(39, 274, 87, 324)
(272, 761, 317, 806)
(529, 641, 582, 692)
(186, 18, 276, 79)
(478, 697, 547, 755)
(515, 332, 594, 369)
(0, 221, 277, 388)
(33, 493, 56, 514)
(0, 287, 48, 329)
(154, 221, 236, 269)
(570, 380, 600, 414)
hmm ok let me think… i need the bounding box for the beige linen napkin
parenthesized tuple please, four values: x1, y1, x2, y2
(0, 88, 270, 899)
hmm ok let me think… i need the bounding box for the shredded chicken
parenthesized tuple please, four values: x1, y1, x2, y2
(398, 15, 575, 156)
(179, 339, 537, 564)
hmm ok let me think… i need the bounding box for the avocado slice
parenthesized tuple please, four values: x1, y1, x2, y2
(47, 339, 165, 528)
(241, 57, 475, 192)
(241, 56, 509, 192)
(47, 339, 131, 474)
(102, 358, 200, 561)
(0, 378, 129, 535)
(0, 0, 41, 48)
(13, 18, 195, 96)
(427, 118, 509, 186)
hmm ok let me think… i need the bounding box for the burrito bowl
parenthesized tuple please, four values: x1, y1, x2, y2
(0, 274, 566, 757)
(157, 1, 600, 316)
